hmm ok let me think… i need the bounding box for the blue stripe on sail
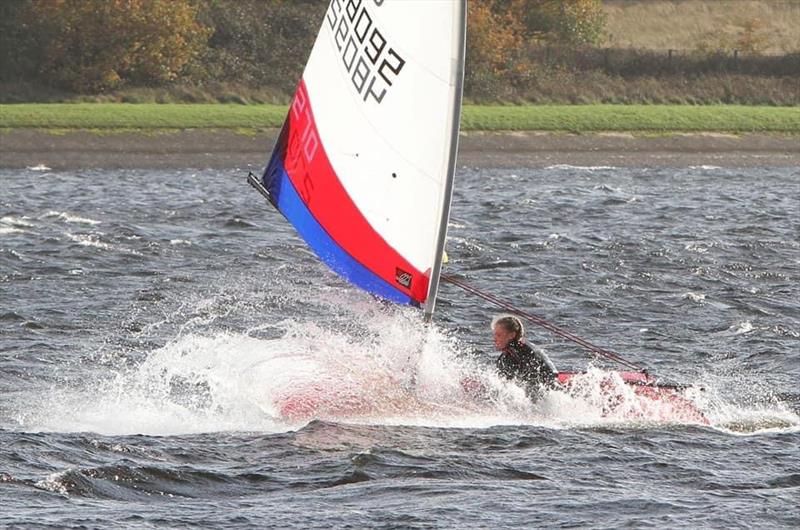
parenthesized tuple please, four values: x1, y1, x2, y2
(264, 161, 417, 307)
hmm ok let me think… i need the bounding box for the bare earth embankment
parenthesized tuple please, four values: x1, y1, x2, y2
(1, 129, 798, 170)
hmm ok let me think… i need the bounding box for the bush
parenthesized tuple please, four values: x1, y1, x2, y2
(515, 0, 606, 45)
(196, 0, 325, 93)
(466, 2, 531, 100)
(21, 0, 211, 92)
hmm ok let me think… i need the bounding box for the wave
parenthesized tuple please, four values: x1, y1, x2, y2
(545, 165, 619, 171)
(0, 215, 35, 234)
(42, 211, 102, 226)
(683, 292, 706, 302)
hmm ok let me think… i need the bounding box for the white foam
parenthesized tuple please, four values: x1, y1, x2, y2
(26, 164, 52, 171)
(545, 164, 618, 171)
(17, 286, 797, 436)
(683, 292, 706, 302)
(20, 303, 530, 435)
(43, 211, 101, 226)
(730, 321, 754, 335)
(689, 370, 800, 435)
(1, 215, 35, 227)
(0, 216, 35, 235)
(66, 233, 114, 251)
(34, 471, 71, 496)
(64, 232, 142, 256)
(685, 242, 710, 253)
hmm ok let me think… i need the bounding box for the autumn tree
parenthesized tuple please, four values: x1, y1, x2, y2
(466, 1, 530, 99)
(509, 0, 606, 46)
(0, 1, 39, 82)
(24, 0, 210, 92)
(196, 0, 324, 93)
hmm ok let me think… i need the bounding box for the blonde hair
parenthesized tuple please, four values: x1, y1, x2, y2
(491, 314, 524, 341)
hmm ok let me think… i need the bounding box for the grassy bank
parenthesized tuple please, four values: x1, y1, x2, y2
(1, 103, 798, 133)
(603, 0, 800, 53)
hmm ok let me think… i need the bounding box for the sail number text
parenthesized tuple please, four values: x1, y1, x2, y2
(290, 87, 319, 203)
(327, 0, 405, 104)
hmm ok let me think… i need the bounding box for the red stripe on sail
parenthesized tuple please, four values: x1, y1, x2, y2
(280, 80, 429, 304)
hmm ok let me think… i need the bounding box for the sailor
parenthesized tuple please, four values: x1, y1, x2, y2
(492, 314, 557, 399)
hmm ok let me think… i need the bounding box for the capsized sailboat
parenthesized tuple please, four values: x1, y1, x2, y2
(248, 0, 706, 423)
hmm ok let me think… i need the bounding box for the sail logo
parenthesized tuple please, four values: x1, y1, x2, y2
(291, 88, 319, 163)
(326, 0, 405, 104)
(286, 84, 320, 204)
(395, 267, 413, 289)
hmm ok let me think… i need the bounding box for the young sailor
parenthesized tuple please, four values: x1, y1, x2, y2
(492, 314, 557, 398)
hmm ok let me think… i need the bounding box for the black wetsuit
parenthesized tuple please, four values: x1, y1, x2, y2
(496, 340, 557, 398)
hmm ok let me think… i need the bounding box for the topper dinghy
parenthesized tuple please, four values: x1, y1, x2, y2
(248, 0, 706, 424)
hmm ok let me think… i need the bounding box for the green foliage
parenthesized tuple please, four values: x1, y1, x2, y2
(17, 0, 210, 92)
(514, 0, 607, 45)
(195, 0, 325, 92)
(0, 0, 797, 105)
(0, 1, 42, 82)
(465, 2, 530, 100)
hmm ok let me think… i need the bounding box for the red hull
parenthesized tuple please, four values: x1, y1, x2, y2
(275, 371, 709, 425)
(556, 371, 709, 425)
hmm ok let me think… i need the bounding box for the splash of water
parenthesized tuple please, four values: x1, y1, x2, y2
(15, 278, 798, 436)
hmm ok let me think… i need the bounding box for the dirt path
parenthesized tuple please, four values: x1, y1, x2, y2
(1, 129, 798, 170)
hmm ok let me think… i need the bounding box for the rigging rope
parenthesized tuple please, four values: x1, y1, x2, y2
(441, 274, 644, 372)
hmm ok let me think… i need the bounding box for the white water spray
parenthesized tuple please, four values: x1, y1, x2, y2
(15, 279, 799, 436)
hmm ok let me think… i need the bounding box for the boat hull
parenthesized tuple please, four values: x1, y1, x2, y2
(556, 371, 709, 425)
(275, 370, 709, 425)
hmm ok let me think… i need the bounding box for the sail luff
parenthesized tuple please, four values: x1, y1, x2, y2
(423, 0, 468, 321)
(257, 1, 467, 311)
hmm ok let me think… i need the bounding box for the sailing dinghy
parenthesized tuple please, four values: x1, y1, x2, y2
(248, 0, 706, 424)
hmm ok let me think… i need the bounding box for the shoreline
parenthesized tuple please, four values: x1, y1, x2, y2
(2, 129, 799, 169)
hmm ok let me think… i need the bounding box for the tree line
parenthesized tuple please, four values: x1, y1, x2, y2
(1, 0, 795, 104)
(0, 0, 605, 97)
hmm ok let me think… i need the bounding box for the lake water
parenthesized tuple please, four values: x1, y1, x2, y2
(1, 164, 798, 528)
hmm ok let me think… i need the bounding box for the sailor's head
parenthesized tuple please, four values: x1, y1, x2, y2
(492, 314, 524, 351)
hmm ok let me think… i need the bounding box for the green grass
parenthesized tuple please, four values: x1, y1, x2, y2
(1, 103, 798, 133)
(0, 103, 288, 129)
(462, 105, 800, 132)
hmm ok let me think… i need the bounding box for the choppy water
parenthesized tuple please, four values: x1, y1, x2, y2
(1, 164, 798, 528)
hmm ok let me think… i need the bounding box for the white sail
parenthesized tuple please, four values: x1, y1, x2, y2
(256, 0, 466, 317)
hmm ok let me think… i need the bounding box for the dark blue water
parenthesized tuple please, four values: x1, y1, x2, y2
(1, 164, 798, 528)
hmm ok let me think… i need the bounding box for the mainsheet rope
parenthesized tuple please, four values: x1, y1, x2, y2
(441, 274, 644, 372)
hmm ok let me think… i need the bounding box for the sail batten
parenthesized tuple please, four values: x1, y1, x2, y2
(259, 0, 466, 315)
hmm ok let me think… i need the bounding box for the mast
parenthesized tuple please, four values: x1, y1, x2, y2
(423, 0, 467, 322)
